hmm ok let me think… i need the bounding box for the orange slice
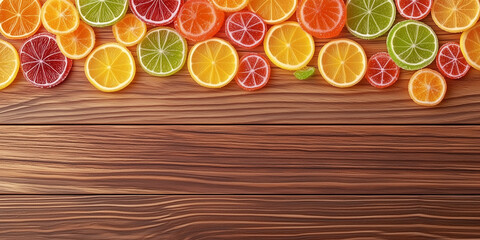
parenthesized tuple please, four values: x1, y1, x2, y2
(112, 14, 147, 47)
(41, 0, 80, 35)
(0, 0, 42, 39)
(460, 23, 480, 71)
(432, 0, 480, 33)
(56, 21, 96, 60)
(210, 0, 248, 12)
(248, 0, 297, 24)
(408, 69, 447, 107)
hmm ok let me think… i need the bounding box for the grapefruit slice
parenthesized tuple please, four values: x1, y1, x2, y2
(436, 42, 470, 80)
(130, 0, 182, 26)
(396, 0, 432, 20)
(297, 0, 346, 39)
(236, 54, 271, 91)
(225, 12, 267, 49)
(175, 0, 224, 42)
(20, 33, 72, 88)
(366, 52, 400, 89)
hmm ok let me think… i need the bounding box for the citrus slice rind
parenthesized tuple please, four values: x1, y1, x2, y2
(248, 0, 297, 25)
(129, 0, 182, 26)
(56, 21, 96, 60)
(76, 0, 129, 27)
(460, 23, 480, 71)
(346, 0, 396, 39)
(187, 38, 239, 88)
(85, 43, 136, 92)
(113, 13, 147, 47)
(137, 27, 188, 77)
(432, 0, 480, 33)
(0, 40, 20, 90)
(387, 20, 438, 70)
(41, 0, 80, 35)
(264, 22, 315, 71)
(408, 68, 447, 107)
(0, 0, 42, 39)
(318, 39, 367, 88)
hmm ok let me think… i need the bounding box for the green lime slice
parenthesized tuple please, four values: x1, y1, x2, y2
(294, 67, 315, 80)
(76, 0, 128, 27)
(137, 27, 188, 77)
(346, 0, 396, 39)
(387, 20, 438, 70)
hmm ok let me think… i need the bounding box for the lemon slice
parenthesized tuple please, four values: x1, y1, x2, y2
(0, 40, 20, 90)
(248, 0, 297, 24)
(432, 0, 480, 33)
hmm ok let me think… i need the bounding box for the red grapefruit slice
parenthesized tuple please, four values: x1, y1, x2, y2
(396, 0, 432, 20)
(20, 33, 72, 88)
(174, 0, 224, 42)
(130, 0, 182, 26)
(366, 52, 400, 89)
(225, 11, 266, 49)
(236, 54, 271, 91)
(297, 0, 346, 39)
(436, 42, 470, 80)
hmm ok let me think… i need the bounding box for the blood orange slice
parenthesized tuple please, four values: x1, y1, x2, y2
(130, 0, 182, 26)
(396, 0, 432, 20)
(366, 52, 400, 89)
(20, 33, 72, 88)
(225, 12, 266, 49)
(175, 0, 224, 42)
(436, 42, 470, 80)
(236, 54, 271, 91)
(297, 0, 346, 39)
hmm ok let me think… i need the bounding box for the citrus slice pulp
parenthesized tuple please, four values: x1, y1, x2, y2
(41, 0, 80, 35)
(387, 20, 438, 70)
(175, 0, 224, 42)
(137, 27, 188, 77)
(432, 0, 480, 33)
(56, 21, 96, 60)
(395, 0, 432, 20)
(0, 40, 20, 90)
(366, 52, 400, 88)
(210, 0, 248, 12)
(20, 33, 72, 88)
(248, 0, 297, 25)
(76, 0, 129, 27)
(460, 23, 480, 71)
(297, 0, 346, 39)
(188, 38, 239, 88)
(264, 22, 315, 71)
(225, 11, 267, 49)
(236, 54, 271, 91)
(318, 39, 367, 88)
(85, 43, 136, 92)
(113, 13, 147, 47)
(346, 0, 396, 39)
(408, 68, 447, 107)
(0, 0, 42, 39)
(436, 42, 470, 79)
(129, 0, 182, 26)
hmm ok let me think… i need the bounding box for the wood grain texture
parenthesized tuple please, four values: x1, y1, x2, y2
(1, 125, 479, 194)
(1, 195, 479, 240)
(1, 16, 479, 124)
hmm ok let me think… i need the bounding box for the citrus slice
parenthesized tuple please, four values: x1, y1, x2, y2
(460, 23, 480, 71)
(0, 0, 41, 39)
(395, 0, 432, 20)
(188, 38, 239, 88)
(56, 21, 96, 60)
(248, 0, 296, 25)
(85, 43, 136, 92)
(436, 42, 470, 80)
(76, 0, 128, 27)
(175, 0, 224, 42)
(130, 0, 182, 26)
(297, 0, 346, 39)
(0, 40, 20, 90)
(20, 33, 72, 88)
(236, 54, 271, 91)
(366, 52, 400, 88)
(113, 14, 147, 47)
(225, 11, 267, 49)
(387, 20, 438, 70)
(41, 0, 80, 35)
(210, 0, 248, 12)
(432, 0, 480, 33)
(264, 22, 315, 71)
(346, 0, 396, 39)
(318, 39, 367, 88)
(137, 27, 188, 77)
(294, 67, 316, 80)
(408, 68, 447, 107)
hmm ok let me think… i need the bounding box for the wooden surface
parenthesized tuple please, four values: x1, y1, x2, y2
(1, 2, 480, 239)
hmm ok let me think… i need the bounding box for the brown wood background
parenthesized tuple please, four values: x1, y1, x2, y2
(0, 1, 479, 239)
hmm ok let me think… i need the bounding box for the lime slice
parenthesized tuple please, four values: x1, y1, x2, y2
(387, 20, 438, 70)
(294, 67, 315, 80)
(346, 0, 396, 39)
(76, 0, 128, 27)
(137, 27, 188, 77)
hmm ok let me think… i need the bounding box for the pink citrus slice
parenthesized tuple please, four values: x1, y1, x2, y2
(395, 0, 432, 20)
(236, 54, 271, 91)
(436, 42, 470, 80)
(129, 0, 182, 26)
(20, 33, 72, 88)
(366, 52, 400, 89)
(225, 11, 266, 49)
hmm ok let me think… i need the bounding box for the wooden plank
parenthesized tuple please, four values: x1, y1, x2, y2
(1, 16, 479, 124)
(1, 195, 479, 240)
(1, 126, 479, 194)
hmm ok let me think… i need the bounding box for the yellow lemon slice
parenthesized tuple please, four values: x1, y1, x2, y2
(248, 0, 296, 24)
(210, 0, 248, 12)
(0, 40, 20, 90)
